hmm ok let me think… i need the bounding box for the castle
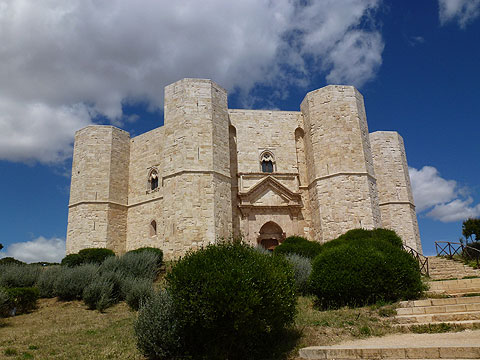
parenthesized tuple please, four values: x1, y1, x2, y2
(66, 78, 422, 259)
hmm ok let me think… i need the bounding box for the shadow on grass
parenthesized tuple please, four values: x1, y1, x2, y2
(258, 327, 303, 360)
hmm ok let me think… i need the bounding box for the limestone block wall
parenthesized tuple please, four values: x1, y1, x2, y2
(370, 131, 422, 253)
(125, 127, 165, 252)
(161, 79, 232, 259)
(229, 110, 311, 240)
(67, 126, 130, 254)
(301, 85, 381, 242)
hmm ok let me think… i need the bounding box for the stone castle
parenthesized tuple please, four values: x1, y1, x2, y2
(66, 78, 422, 259)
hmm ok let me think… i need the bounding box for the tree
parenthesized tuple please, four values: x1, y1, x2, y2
(0, 243, 3, 251)
(462, 218, 480, 242)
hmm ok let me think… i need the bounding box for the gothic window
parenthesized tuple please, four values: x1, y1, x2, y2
(148, 169, 159, 191)
(150, 220, 157, 237)
(260, 152, 275, 173)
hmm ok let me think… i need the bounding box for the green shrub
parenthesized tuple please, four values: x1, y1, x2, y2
(0, 287, 9, 317)
(0, 264, 41, 288)
(126, 247, 163, 266)
(463, 241, 480, 259)
(60, 253, 83, 267)
(134, 290, 182, 360)
(3, 287, 39, 315)
(100, 251, 160, 280)
(0, 257, 25, 265)
(36, 266, 63, 298)
(78, 248, 115, 264)
(309, 229, 424, 309)
(372, 228, 403, 248)
(61, 248, 115, 267)
(274, 236, 322, 259)
(165, 242, 296, 359)
(83, 274, 117, 312)
(122, 276, 155, 311)
(54, 264, 98, 300)
(285, 254, 312, 295)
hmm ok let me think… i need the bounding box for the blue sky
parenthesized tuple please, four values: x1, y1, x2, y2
(0, 0, 479, 262)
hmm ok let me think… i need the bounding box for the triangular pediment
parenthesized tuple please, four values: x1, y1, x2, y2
(239, 176, 301, 208)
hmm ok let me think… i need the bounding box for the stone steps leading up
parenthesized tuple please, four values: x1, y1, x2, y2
(427, 278, 480, 297)
(394, 319, 480, 330)
(299, 346, 480, 359)
(427, 256, 480, 280)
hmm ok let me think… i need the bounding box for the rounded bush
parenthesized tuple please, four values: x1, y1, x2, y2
(285, 253, 312, 295)
(83, 274, 116, 312)
(274, 236, 322, 259)
(122, 276, 154, 311)
(126, 247, 163, 266)
(100, 251, 160, 280)
(134, 290, 182, 360)
(61, 253, 83, 267)
(0, 257, 25, 266)
(165, 242, 296, 359)
(54, 264, 99, 300)
(36, 266, 63, 298)
(0, 264, 41, 288)
(61, 248, 115, 267)
(310, 229, 424, 309)
(2, 287, 39, 315)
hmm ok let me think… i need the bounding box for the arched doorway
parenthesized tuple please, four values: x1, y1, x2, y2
(258, 221, 285, 251)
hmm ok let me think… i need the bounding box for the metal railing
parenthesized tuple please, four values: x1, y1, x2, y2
(402, 243, 429, 276)
(435, 241, 480, 268)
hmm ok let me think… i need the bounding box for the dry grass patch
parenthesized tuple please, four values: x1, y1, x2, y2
(0, 298, 142, 360)
(294, 296, 399, 349)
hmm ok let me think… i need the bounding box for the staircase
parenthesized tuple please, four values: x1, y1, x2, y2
(428, 256, 480, 280)
(299, 256, 480, 359)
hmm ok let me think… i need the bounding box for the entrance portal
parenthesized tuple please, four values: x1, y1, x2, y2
(258, 221, 285, 251)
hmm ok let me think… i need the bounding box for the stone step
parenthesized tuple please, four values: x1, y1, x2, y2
(398, 296, 480, 308)
(427, 289, 480, 297)
(298, 346, 480, 359)
(396, 303, 480, 316)
(427, 279, 480, 296)
(394, 320, 480, 330)
(395, 311, 480, 324)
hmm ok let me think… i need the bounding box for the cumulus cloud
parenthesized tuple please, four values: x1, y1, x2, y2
(409, 166, 480, 222)
(427, 197, 480, 222)
(0, 0, 383, 164)
(0, 237, 66, 263)
(439, 0, 480, 27)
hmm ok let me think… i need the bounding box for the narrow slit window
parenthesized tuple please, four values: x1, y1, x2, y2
(150, 220, 157, 236)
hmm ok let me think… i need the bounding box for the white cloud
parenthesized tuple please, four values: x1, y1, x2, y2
(0, 237, 66, 263)
(439, 0, 480, 27)
(409, 166, 457, 212)
(427, 197, 480, 222)
(0, 0, 383, 164)
(409, 166, 480, 222)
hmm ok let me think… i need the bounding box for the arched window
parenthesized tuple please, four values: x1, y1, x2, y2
(150, 220, 157, 237)
(148, 169, 159, 191)
(260, 152, 275, 173)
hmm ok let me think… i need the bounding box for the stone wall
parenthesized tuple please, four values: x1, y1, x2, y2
(160, 79, 231, 259)
(125, 127, 165, 252)
(370, 131, 422, 252)
(67, 126, 130, 254)
(301, 85, 381, 242)
(66, 78, 423, 258)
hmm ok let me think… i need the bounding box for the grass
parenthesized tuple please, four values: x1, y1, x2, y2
(294, 296, 399, 349)
(0, 298, 142, 359)
(0, 296, 435, 360)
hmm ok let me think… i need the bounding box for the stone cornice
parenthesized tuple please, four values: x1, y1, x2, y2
(308, 171, 376, 188)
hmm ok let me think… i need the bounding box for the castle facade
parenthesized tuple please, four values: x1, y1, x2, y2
(66, 78, 422, 258)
